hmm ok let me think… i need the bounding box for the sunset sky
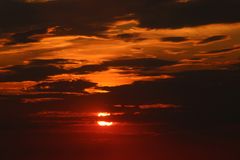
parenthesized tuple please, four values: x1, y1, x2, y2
(0, 0, 240, 160)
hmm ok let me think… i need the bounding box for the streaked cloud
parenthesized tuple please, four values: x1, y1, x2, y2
(161, 36, 189, 43)
(139, 104, 179, 109)
(21, 0, 54, 3)
(22, 98, 63, 103)
(198, 35, 228, 45)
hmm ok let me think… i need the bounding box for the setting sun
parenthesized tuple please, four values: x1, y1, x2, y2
(98, 112, 111, 117)
(97, 121, 113, 127)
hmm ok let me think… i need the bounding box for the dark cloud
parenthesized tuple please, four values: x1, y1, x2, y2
(134, 0, 240, 29)
(206, 46, 240, 54)
(90, 66, 240, 128)
(22, 98, 64, 103)
(0, 59, 69, 82)
(5, 27, 49, 45)
(0, 0, 45, 35)
(161, 36, 189, 42)
(105, 58, 176, 76)
(0, 0, 131, 36)
(103, 58, 176, 68)
(30, 80, 96, 93)
(71, 64, 108, 74)
(0, 58, 176, 82)
(1, 0, 240, 37)
(115, 33, 146, 42)
(198, 35, 227, 44)
(29, 58, 78, 65)
(99, 67, 240, 110)
(72, 58, 177, 76)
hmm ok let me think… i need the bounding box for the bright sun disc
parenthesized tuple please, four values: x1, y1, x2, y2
(97, 121, 113, 126)
(98, 112, 111, 117)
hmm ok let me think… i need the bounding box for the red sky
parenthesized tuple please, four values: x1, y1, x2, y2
(0, 0, 240, 160)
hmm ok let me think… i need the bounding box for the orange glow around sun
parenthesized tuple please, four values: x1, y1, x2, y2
(98, 112, 111, 117)
(97, 121, 113, 127)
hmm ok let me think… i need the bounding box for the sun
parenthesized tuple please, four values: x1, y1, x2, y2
(97, 121, 113, 127)
(98, 112, 111, 117)
(97, 112, 113, 126)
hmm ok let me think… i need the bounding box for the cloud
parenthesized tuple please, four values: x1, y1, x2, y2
(1, 0, 240, 37)
(139, 103, 178, 109)
(20, 0, 54, 3)
(161, 36, 189, 43)
(0, 57, 176, 82)
(5, 27, 55, 45)
(176, 0, 191, 3)
(99, 66, 240, 109)
(72, 58, 177, 77)
(0, 81, 37, 95)
(115, 33, 146, 42)
(71, 64, 108, 75)
(99, 58, 177, 77)
(30, 80, 96, 93)
(1, 64, 240, 130)
(0, 0, 40, 34)
(134, 0, 240, 29)
(22, 97, 63, 103)
(205, 45, 240, 54)
(198, 35, 227, 44)
(0, 0, 130, 36)
(103, 58, 176, 68)
(0, 59, 70, 82)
